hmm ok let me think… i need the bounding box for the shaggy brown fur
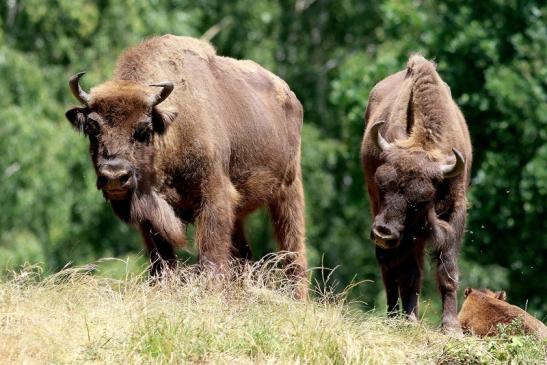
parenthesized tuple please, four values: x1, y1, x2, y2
(65, 35, 307, 298)
(361, 55, 472, 332)
(459, 288, 547, 338)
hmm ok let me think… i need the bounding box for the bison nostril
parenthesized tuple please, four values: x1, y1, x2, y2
(375, 226, 392, 238)
(119, 172, 131, 185)
(97, 175, 108, 188)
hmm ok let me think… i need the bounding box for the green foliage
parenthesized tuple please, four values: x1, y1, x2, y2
(439, 319, 547, 365)
(0, 0, 545, 319)
(129, 306, 347, 363)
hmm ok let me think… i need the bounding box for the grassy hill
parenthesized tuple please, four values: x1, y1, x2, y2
(0, 259, 545, 364)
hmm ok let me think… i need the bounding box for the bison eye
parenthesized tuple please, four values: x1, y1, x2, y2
(84, 118, 100, 137)
(134, 123, 152, 143)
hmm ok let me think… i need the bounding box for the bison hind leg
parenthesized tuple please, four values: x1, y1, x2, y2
(195, 176, 238, 274)
(268, 175, 308, 299)
(231, 218, 253, 261)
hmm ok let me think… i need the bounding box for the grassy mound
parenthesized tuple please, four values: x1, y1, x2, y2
(0, 259, 545, 364)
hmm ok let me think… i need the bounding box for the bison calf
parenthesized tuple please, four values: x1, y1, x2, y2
(459, 288, 547, 338)
(65, 35, 307, 298)
(361, 55, 472, 332)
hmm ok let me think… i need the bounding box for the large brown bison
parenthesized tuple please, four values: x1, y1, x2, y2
(361, 55, 472, 332)
(65, 35, 307, 297)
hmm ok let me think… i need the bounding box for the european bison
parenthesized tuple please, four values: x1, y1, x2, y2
(459, 288, 547, 338)
(361, 55, 472, 332)
(65, 35, 307, 297)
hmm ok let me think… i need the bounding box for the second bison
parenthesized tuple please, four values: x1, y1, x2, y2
(361, 55, 472, 332)
(65, 35, 307, 297)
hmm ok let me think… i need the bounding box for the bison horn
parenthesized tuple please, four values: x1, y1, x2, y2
(69, 72, 90, 105)
(441, 148, 465, 178)
(371, 121, 393, 152)
(149, 82, 174, 106)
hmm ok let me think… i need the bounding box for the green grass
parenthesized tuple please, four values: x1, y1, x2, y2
(0, 259, 545, 364)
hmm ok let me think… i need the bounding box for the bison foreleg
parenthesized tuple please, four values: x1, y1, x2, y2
(398, 243, 425, 320)
(431, 204, 466, 333)
(375, 246, 400, 315)
(140, 221, 177, 278)
(435, 246, 461, 333)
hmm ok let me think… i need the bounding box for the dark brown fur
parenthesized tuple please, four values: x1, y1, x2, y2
(459, 288, 547, 338)
(361, 55, 472, 332)
(65, 35, 307, 298)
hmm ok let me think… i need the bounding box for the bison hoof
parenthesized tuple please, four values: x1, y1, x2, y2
(407, 312, 418, 322)
(441, 320, 463, 336)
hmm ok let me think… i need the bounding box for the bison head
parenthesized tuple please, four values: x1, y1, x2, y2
(369, 122, 464, 249)
(464, 288, 507, 301)
(65, 73, 178, 201)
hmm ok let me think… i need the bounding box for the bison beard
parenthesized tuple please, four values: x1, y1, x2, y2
(427, 207, 456, 250)
(129, 191, 186, 248)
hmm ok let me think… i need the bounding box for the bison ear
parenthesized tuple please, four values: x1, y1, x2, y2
(496, 291, 507, 301)
(151, 107, 178, 135)
(65, 107, 89, 133)
(464, 288, 473, 298)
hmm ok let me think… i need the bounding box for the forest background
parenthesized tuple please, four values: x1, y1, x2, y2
(0, 0, 545, 320)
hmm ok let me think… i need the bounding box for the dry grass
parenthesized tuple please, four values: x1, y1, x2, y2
(0, 256, 545, 365)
